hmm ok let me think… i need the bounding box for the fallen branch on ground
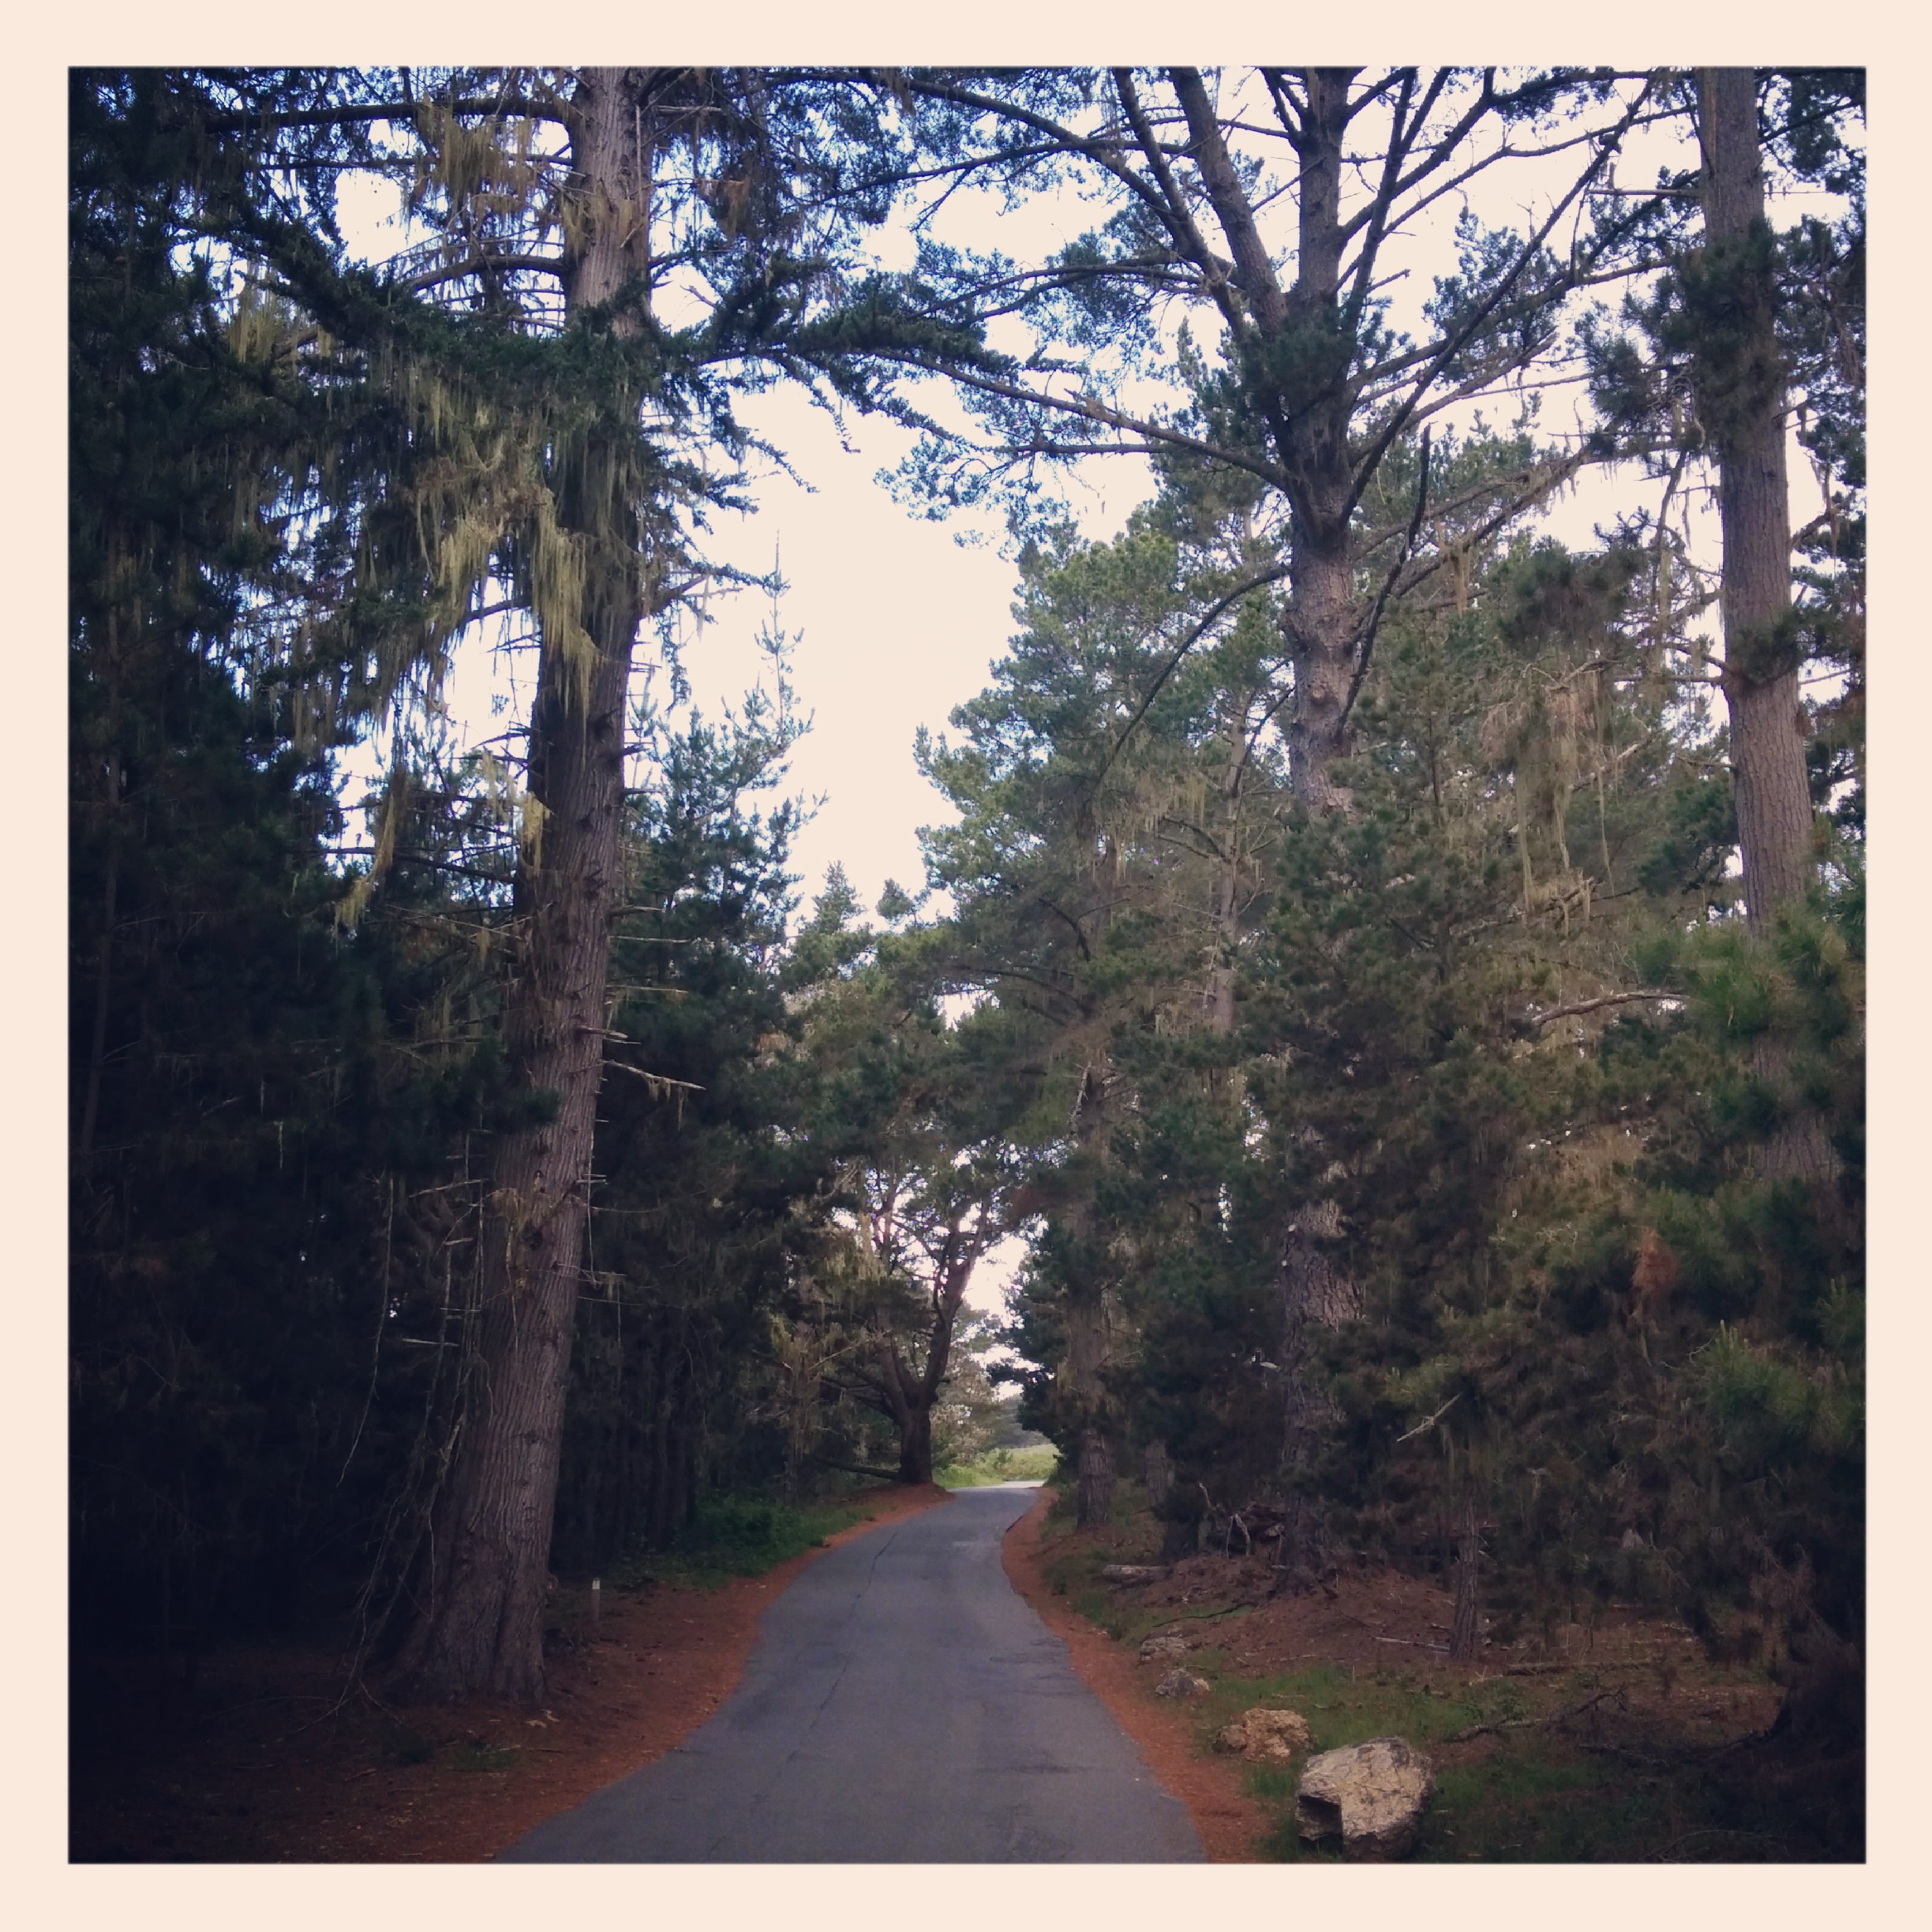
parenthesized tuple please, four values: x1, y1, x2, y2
(1149, 1603, 1256, 1629)
(1447, 1685, 1624, 1743)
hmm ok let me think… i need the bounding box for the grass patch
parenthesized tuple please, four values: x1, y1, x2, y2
(1186, 1658, 1810, 1862)
(1026, 1507, 1844, 1860)
(935, 1445, 1060, 1488)
(605, 1492, 878, 1591)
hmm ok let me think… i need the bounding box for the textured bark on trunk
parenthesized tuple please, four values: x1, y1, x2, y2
(79, 618, 126, 1177)
(897, 1405, 934, 1487)
(869, 1329, 932, 1488)
(78, 820, 119, 1174)
(1280, 70, 1361, 811)
(1449, 1493, 1483, 1662)
(1202, 687, 1252, 1041)
(1140, 1440, 1192, 1561)
(1272, 1194, 1362, 1591)
(391, 70, 652, 1705)
(1058, 1058, 1118, 1530)
(1064, 1274, 1117, 1527)
(1143, 1440, 1174, 1514)
(1177, 73, 1370, 1563)
(1697, 69, 1833, 1185)
(1172, 65, 1360, 805)
(1698, 68, 1817, 932)
(1076, 1429, 1116, 1530)
(867, 1211, 986, 1486)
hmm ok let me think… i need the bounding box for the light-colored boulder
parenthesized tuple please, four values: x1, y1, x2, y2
(1152, 1668, 1211, 1698)
(1138, 1633, 1190, 1664)
(1100, 1563, 1170, 1585)
(1296, 1735, 1434, 1860)
(1214, 1707, 1312, 1763)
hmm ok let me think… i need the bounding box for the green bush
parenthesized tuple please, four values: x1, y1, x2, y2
(934, 1445, 1061, 1488)
(607, 1492, 872, 1589)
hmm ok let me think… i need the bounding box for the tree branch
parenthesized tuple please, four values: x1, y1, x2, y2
(1529, 990, 1679, 1026)
(1339, 425, 1431, 731)
(1169, 68, 1290, 334)
(1345, 75, 1658, 524)
(1094, 563, 1292, 789)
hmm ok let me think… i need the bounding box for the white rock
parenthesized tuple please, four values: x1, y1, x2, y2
(1296, 1735, 1435, 1859)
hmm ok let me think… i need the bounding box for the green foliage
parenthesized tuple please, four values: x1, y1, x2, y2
(606, 1492, 872, 1590)
(934, 1446, 1060, 1488)
(918, 416, 1863, 1704)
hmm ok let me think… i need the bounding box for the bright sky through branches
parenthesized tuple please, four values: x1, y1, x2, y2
(326, 81, 1833, 936)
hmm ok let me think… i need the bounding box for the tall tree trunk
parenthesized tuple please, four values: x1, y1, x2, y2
(78, 612, 126, 1178)
(1173, 64, 1361, 808)
(391, 69, 653, 1705)
(1275, 77, 1385, 1555)
(1448, 1492, 1483, 1662)
(1059, 1060, 1118, 1530)
(900, 1220, 987, 1486)
(1281, 68, 1361, 810)
(1273, 1195, 1361, 1591)
(1203, 687, 1251, 1041)
(1698, 68, 1817, 934)
(78, 821, 119, 1174)
(897, 1403, 934, 1487)
(869, 1332, 924, 1485)
(1189, 70, 1373, 1558)
(1696, 69, 1834, 1185)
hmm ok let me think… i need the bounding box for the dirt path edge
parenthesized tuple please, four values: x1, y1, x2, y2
(1001, 1486, 1271, 1863)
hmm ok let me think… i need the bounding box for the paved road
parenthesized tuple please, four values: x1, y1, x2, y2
(501, 1483, 1204, 1863)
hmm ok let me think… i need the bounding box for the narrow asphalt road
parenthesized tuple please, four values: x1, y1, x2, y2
(500, 1482, 1204, 1863)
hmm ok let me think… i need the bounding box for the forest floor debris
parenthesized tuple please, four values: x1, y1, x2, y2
(1002, 1485, 1859, 1861)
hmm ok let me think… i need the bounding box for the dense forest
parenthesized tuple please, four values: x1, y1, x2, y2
(70, 64, 1862, 1787)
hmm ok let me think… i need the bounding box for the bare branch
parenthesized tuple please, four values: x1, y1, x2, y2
(1529, 990, 1679, 1026)
(1396, 1391, 1461, 1443)
(1340, 425, 1432, 730)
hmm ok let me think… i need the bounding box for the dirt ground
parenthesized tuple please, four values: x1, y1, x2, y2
(1129, 1541, 1780, 1754)
(1000, 1495, 1809, 1862)
(70, 1482, 950, 1863)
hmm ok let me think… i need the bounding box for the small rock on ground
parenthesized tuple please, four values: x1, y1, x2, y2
(1138, 1634, 1191, 1664)
(1152, 1668, 1211, 1698)
(1214, 1707, 1312, 1763)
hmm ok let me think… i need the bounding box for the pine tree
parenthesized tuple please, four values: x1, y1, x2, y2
(77, 64, 987, 1702)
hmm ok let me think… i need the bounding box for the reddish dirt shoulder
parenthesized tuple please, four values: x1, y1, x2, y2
(1000, 1496, 1786, 1866)
(1000, 1488, 1272, 1863)
(73, 1482, 952, 1863)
